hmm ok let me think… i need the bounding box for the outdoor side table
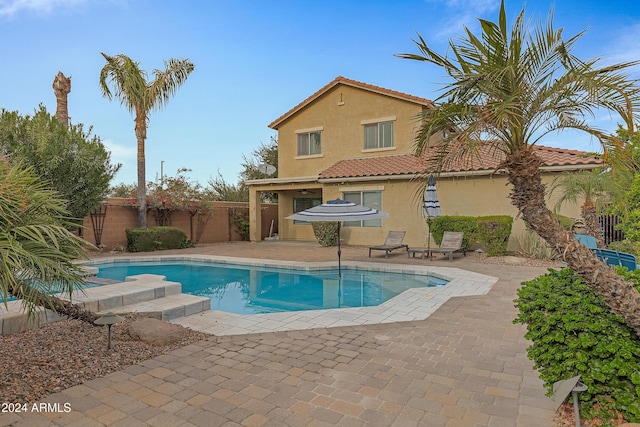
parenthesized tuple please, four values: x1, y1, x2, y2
(408, 248, 431, 259)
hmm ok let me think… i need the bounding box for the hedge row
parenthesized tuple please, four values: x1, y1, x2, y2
(125, 226, 191, 252)
(429, 215, 513, 256)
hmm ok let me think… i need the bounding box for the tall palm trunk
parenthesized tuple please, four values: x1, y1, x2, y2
(503, 149, 640, 337)
(135, 109, 147, 228)
(582, 201, 605, 248)
(7, 283, 98, 324)
(52, 72, 71, 128)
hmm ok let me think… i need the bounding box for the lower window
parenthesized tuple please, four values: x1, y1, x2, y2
(342, 191, 382, 227)
(293, 197, 322, 224)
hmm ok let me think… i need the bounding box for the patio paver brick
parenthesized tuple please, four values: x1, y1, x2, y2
(7, 242, 558, 426)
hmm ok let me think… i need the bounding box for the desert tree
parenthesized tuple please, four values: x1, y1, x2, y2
(398, 1, 640, 335)
(99, 53, 194, 227)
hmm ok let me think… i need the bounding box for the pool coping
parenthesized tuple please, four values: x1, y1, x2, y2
(82, 255, 498, 336)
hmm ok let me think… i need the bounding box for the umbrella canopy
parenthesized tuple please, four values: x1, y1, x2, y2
(286, 199, 388, 276)
(287, 199, 388, 222)
(422, 175, 442, 219)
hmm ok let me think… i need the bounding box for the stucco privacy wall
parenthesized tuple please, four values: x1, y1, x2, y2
(271, 173, 580, 251)
(80, 198, 278, 251)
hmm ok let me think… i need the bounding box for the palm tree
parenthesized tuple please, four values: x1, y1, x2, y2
(52, 71, 71, 127)
(0, 160, 97, 323)
(550, 169, 614, 247)
(99, 53, 194, 227)
(398, 2, 640, 336)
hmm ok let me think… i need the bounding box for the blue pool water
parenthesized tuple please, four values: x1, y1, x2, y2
(1, 282, 99, 303)
(94, 260, 447, 315)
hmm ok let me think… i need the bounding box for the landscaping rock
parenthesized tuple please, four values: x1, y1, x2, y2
(127, 317, 191, 346)
(501, 255, 527, 265)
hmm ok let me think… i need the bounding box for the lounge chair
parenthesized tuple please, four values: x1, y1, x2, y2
(618, 252, 638, 271)
(594, 248, 638, 271)
(575, 233, 597, 249)
(368, 231, 409, 258)
(593, 248, 623, 268)
(429, 231, 465, 261)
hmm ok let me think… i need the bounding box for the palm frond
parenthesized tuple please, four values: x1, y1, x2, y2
(0, 160, 90, 319)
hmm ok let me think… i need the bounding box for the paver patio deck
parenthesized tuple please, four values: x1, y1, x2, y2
(3, 241, 558, 426)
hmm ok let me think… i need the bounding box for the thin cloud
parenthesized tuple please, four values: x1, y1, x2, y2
(604, 23, 640, 70)
(102, 139, 136, 162)
(0, 0, 88, 18)
(424, 0, 500, 39)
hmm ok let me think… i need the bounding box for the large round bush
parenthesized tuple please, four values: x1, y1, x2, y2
(514, 268, 640, 422)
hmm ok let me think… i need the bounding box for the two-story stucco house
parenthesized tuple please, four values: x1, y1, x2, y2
(247, 76, 602, 250)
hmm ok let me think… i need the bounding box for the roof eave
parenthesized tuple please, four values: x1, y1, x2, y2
(318, 162, 603, 183)
(245, 162, 602, 187)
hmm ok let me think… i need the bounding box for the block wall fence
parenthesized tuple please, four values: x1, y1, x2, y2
(79, 198, 278, 250)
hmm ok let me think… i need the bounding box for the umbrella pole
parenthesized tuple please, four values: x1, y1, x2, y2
(337, 222, 342, 277)
(427, 217, 432, 260)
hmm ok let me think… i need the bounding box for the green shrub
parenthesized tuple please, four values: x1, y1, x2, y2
(514, 268, 640, 423)
(430, 215, 512, 255)
(126, 226, 189, 252)
(312, 222, 339, 246)
(429, 216, 478, 251)
(554, 213, 575, 231)
(516, 230, 558, 259)
(230, 210, 250, 241)
(476, 216, 512, 256)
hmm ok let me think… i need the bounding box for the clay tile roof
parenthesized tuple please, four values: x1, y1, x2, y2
(318, 145, 602, 179)
(268, 76, 435, 130)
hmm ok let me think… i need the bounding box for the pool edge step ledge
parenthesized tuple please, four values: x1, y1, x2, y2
(0, 274, 210, 335)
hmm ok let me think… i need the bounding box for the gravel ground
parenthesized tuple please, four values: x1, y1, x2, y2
(0, 315, 210, 405)
(471, 252, 563, 268)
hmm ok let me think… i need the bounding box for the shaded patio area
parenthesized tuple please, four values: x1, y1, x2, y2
(6, 241, 558, 426)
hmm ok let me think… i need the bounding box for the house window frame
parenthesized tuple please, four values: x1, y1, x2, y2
(362, 116, 396, 150)
(293, 197, 322, 224)
(341, 190, 383, 228)
(296, 126, 323, 157)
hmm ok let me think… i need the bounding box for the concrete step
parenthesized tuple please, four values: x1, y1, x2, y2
(1, 274, 209, 334)
(0, 300, 63, 335)
(99, 294, 210, 321)
(57, 274, 182, 313)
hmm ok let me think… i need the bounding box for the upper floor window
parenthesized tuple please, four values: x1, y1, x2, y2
(297, 131, 322, 156)
(364, 121, 394, 149)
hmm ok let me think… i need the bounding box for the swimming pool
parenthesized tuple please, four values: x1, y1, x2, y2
(93, 259, 448, 315)
(0, 282, 99, 303)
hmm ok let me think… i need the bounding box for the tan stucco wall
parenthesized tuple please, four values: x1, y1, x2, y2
(268, 173, 581, 252)
(251, 80, 586, 251)
(276, 85, 428, 178)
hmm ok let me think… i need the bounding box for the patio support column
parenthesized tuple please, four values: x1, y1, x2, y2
(249, 187, 262, 242)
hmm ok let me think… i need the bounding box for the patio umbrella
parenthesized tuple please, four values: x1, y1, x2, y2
(422, 175, 442, 255)
(286, 199, 388, 276)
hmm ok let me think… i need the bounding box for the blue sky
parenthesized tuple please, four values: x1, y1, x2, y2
(1, 0, 639, 187)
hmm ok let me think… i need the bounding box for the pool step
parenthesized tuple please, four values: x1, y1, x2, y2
(88, 274, 210, 321)
(0, 274, 210, 335)
(0, 300, 64, 335)
(56, 274, 183, 313)
(99, 294, 210, 321)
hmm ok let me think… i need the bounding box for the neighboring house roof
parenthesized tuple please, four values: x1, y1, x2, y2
(268, 76, 435, 130)
(319, 145, 603, 180)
